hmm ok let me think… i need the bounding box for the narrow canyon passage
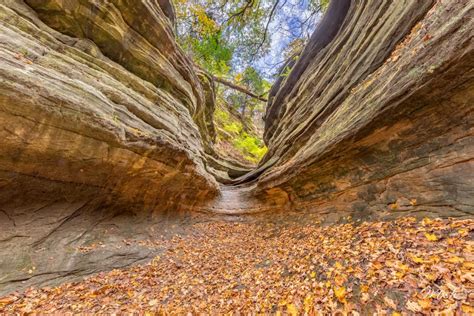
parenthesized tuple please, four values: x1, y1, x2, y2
(0, 0, 473, 313)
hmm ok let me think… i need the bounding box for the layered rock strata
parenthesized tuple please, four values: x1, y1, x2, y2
(0, 0, 472, 294)
(218, 0, 474, 218)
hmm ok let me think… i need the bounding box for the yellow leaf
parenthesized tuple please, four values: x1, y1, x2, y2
(462, 305, 474, 313)
(286, 303, 298, 316)
(462, 261, 474, 269)
(423, 272, 438, 281)
(392, 312, 401, 316)
(398, 263, 409, 272)
(334, 286, 346, 303)
(410, 255, 424, 264)
(310, 271, 316, 278)
(234, 73, 244, 82)
(304, 295, 313, 313)
(360, 284, 369, 293)
(334, 262, 343, 270)
(446, 256, 464, 264)
(424, 232, 438, 241)
(458, 229, 468, 237)
(422, 217, 433, 226)
(395, 271, 406, 279)
(428, 255, 441, 264)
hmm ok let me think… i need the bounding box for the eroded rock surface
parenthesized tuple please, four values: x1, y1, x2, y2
(0, 0, 220, 294)
(0, 0, 473, 295)
(221, 0, 474, 218)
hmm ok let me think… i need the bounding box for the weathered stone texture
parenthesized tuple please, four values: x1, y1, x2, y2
(0, 0, 472, 295)
(239, 0, 473, 217)
(0, 0, 221, 293)
(0, 0, 219, 207)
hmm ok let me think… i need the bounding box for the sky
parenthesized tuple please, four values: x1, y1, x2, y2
(175, 0, 324, 81)
(253, 0, 323, 79)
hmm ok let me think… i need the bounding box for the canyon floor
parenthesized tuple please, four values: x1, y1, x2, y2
(1, 216, 472, 314)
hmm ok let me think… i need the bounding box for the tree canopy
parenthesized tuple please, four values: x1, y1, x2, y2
(175, 0, 330, 164)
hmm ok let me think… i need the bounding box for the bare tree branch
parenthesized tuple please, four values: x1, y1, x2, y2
(212, 75, 267, 102)
(225, 0, 254, 24)
(250, 0, 284, 58)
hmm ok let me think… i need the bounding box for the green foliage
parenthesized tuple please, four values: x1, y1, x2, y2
(175, 0, 275, 74)
(309, 0, 331, 12)
(233, 132, 267, 163)
(224, 122, 242, 134)
(190, 32, 233, 75)
(214, 107, 230, 122)
(214, 106, 266, 164)
(321, 0, 331, 11)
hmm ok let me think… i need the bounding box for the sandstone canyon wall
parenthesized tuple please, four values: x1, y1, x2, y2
(0, 0, 472, 294)
(217, 0, 474, 218)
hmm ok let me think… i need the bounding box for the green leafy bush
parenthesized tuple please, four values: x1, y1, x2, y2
(233, 132, 267, 163)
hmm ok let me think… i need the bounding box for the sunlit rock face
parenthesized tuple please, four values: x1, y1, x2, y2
(0, 0, 220, 293)
(0, 0, 220, 208)
(243, 0, 474, 218)
(0, 0, 472, 294)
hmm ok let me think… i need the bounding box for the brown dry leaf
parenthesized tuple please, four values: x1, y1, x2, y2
(334, 274, 346, 286)
(384, 296, 397, 309)
(0, 217, 471, 314)
(361, 292, 370, 303)
(0, 297, 16, 308)
(406, 300, 422, 313)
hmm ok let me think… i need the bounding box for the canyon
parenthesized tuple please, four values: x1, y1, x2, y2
(0, 0, 472, 295)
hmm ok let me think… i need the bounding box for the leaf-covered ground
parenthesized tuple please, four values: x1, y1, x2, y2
(1, 217, 472, 314)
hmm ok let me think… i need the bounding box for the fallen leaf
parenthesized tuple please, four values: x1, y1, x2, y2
(406, 300, 422, 313)
(286, 303, 298, 316)
(424, 232, 438, 241)
(418, 298, 431, 310)
(334, 287, 346, 303)
(384, 296, 397, 309)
